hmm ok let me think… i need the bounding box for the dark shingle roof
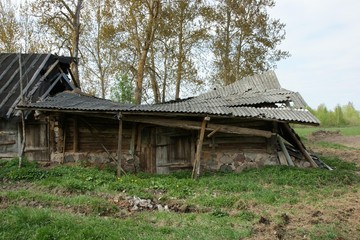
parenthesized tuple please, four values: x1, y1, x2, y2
(22, 91, 132, 111)
(0, 53, 74, 119)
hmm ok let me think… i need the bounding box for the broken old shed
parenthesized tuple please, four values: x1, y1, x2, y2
(0, 53, 75, 160)
(18, 71, 324, 175)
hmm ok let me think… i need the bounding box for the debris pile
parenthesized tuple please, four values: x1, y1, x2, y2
(112, 194, 169, 212)
(311, 130, 341, 138)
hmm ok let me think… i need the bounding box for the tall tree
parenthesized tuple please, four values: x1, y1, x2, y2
(162, 0, 208, 100)
(212, 0, 289, 85)
(81, 0, 122, 98)
(118, 0, 161, 104)
(31, 0, 83, 88)
(0, 0, 20, 52)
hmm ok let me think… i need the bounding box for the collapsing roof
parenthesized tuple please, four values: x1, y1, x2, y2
(18, 70, 329, 172)
(0, 53, 75, 119)
(20, 71, 319, 125)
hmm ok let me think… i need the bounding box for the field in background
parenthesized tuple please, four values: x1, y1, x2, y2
(1, 126, 360, 239)
(295, 126, 360, 140)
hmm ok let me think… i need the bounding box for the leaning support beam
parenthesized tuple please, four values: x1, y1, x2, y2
(117, 113, 123, 177)
(277, 136, 294, 166)
(192, 117, 210, 179)
(282, 123, 318, 168)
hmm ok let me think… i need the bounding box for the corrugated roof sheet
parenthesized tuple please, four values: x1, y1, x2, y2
(19, 71, 320, 125)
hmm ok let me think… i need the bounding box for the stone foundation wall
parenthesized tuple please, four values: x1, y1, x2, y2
(203, 150, 279, 173)
(50, 151, 136, 172)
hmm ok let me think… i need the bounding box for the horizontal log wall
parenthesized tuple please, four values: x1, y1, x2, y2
(50, 115, 135, 171)
(58, 116, 132, 152)
(0, 120, 18, 159)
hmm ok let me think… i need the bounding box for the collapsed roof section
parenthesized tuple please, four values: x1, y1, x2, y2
(0, 53, 75, 119)
(18, 71, 319, 125)
(130, 71, 319, 125)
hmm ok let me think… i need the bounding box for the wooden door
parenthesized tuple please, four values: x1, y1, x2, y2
(24, 121, 49, 161)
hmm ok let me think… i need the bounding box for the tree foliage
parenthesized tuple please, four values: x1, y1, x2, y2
(211, 0, 290, 85)
(31, 0, 83, 87)
(0, 0, 20, 52)
(81, 0, 123, 98)
(309, 102, 360, 127)
(110, 74, 134, 104)
(2, 0, 289, 104)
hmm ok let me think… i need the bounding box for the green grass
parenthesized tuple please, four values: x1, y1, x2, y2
(294, 125, 360, 140)
(0, 207, 253, 240)
(0, 158, 359, 239)
(315, 141, 359, 150)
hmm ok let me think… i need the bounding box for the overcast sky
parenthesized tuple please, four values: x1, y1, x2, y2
(270, 0, 360, 110)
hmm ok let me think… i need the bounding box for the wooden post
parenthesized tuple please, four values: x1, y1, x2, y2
(130, 124, 137, 171)
(117, 113, 123, 177)
(277, 136, 294, 166)
(282, 123, 318, 167)
(73, 117, 78, 152)
(192, 117, 210, 179)
(62, 126, 66, 164)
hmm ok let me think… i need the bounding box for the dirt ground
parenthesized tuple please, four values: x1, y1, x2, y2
(248, 131, 360, 239)
(308, 130, 360, 168)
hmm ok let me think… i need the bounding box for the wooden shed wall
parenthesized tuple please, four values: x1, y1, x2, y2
(47, 114, 280, 173)
(0, 120, 19, 159)
(62, 117, 132, 152)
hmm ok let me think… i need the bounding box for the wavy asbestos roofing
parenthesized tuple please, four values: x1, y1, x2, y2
(128, 71, 318, 124)
(19, 71, 320, 125)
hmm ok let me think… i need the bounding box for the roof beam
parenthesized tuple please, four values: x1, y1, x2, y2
(124, 116, 273, 138)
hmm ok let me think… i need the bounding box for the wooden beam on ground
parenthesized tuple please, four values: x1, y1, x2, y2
(191, 117, 210, 179)
(282, 123, 318, 168)
(117, 113, 123, 177)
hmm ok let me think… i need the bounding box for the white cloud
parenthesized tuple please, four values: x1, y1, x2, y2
(270, 1, 360, 110)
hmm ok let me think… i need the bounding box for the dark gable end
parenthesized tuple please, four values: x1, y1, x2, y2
(0, 53, 75, 119)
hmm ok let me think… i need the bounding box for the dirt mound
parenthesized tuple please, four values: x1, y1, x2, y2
(311, 130, 341, 138)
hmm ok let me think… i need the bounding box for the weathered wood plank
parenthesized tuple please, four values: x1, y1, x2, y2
(192, 117, 209, 179)
(282, 123, 318, 167)
(125, 116, 273, 138)
(0, 140, 16, 145)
